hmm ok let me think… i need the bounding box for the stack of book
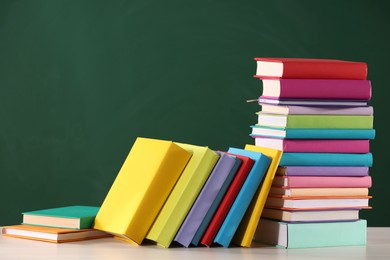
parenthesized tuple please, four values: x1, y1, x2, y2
(249, 58, 374, 248)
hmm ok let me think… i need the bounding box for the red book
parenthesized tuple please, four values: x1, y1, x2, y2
(200, 154, 254, 247)
(254, 58, 367, 80)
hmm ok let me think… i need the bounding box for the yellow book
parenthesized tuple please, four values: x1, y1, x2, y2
(146, 143, 219, 248)
(232, 145, 282, 247)
(93, 137, 192, 245)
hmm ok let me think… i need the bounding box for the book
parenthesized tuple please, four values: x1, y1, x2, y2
(93, 137, 192, 245)
(279, 152, 373, 166)
(260, 79, 371, 100)
(191, 154, 242, 246)
(250, 126, 376, 139)
(260, 104, 374, 115)
(173, 152, 238, 247)
(1, 225, 111, 243)
(22, 205, 99, 230)
(276, 166, 369, 176)
(213, 148, 271, 248)
(254, 58, 367, 80)
(256, 113, 373, 129)
(258, 97, 368, 107)
(145, 143, 219, 248)
(273, 176, 372, 188)
(200, 154, 254, 247)
(269, 187, 369, 197)
(265, 196, 371, 210)
(232, 145, 283, 247)
(254, 138, 370, 153)
(261, 208, 360, 223)
(254, 218, 367, 248)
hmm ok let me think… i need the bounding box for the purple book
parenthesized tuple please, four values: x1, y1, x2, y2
(260, 104, 374, 115)
(277, 166, 369, 176)
(173, 152, 238, 247)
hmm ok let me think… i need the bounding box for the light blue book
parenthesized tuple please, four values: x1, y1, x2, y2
(213, 148, 271, 248)
(280, 153, 373, 166)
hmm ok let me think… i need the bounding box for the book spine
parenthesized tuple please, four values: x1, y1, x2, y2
(285, 129, 376, 139)
(283, 139, 370, 153)
(285, 115, 373, 129)
(279, 166, 369, 176)
(282, 176, 372, 188)
(279, 153, 373, 166)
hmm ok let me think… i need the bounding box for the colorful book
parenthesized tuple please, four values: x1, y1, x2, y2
(256, 113, 373, 129)
(273, 176, 372, 188)
(260, 79, 371, 100)
(145, 143, 219, 248)
(265, 196, 371, 210)
(253, 138, 370, 153)
(22, 205, 100, 230)
(93, 137, 192, 245)
(232, 145, 282, 247)
(261, 208, 360, 223)
(279, 152, 373, 166)
(254, 218, 367, 248)
(1, 225, 111, 243)
(173, 152, 238, 247)
(276, 166, 369, 176)
(260, 104, 374, 115)
(269, 187, 369, 197)
(258, 97, 368, 107)
(213, 148, 271, 248)
(254, 58, 367, 80)
(250, 126, 376, 139)
(200, 154, 254, 247)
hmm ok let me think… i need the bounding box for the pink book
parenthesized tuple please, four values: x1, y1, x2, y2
(253, 138, 370, 153)
(273, 176, 372, 188)
(260, 79, 371, 100)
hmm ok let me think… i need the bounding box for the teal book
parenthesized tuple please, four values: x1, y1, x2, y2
(280, 153, 373, 166)
(214, 148, 270, 248)
(254, 218, 367, 248)
(22, 206, 100, 229)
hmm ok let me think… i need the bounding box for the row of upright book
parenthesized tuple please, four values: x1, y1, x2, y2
(249, 58, 374, 248)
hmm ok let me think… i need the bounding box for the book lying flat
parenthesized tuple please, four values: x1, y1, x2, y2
(250, 126, 376, 139)
(261, 208, 360, 223)
(254, 218, 367, 248)
(254, 58, 367, 80)
(260, 104, 374, 115)
(258, 97, 368, 107)
(273, 176, 372, 188)
(279, 153, 373, 167)
(2, 225, 111, 243)
(269, 187, 369, 197)
(276, 166, 369, 176)
(22, 205, 100, 230)
(253, 138, 370, 153)
(260, 79, 371, 100)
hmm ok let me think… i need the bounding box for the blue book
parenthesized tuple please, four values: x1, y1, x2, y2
(213, 148, 271, 248)
(280, 153, 373, 166)
(250, 126, 376, 139)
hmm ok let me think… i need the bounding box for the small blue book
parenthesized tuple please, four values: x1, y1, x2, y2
(280, 153, 373, 166)
(213, 148, 270, 248)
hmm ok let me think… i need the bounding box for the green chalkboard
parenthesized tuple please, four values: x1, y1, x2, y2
(1, 0, 389, 227)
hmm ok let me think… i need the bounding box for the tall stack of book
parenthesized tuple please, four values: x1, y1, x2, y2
(249, 58, 375, 248)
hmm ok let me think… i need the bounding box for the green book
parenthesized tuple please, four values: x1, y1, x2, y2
(22, 205, 100, 230)
(254, 218, 367, 248)
(256, 113, 373, 129)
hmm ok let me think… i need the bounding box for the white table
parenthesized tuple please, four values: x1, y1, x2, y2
(1, 227, 389, 259)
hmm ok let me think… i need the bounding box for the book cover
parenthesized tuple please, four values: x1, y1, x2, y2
(254, 58, 367, 80)
(257, 113, 373, 129)
(279, 153, 373, 166)
(258, 97, 368, 107)
(269, 187, 369, 197)
(276, 166, 369, 176)
(260, 104, 374, 115)
(254, 138, 370, 153)
(250, 126, 376, 139)
(173, 152, 238, 247)
(145, 143, 219, 248)
(93, 137, 192, 245)
(254, 218, 367, 248)
(200, 154, 254, 247)
(213, 148, 271, 248)
(2, 224, 111, 243)
(232, 145, 282, 247)
(22, 205, 100, 230)
(273, 176, 372, 188)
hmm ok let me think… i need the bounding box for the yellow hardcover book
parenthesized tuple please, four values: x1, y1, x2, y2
(232, 145, 282, 247)
(93, 137, 192, 245)
(146, 143, 219, 248)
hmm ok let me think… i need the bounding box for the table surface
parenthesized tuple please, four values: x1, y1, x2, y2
(1, 227, 389, 260)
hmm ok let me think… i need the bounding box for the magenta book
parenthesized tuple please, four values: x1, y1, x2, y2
(273, 175, 372, 188)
